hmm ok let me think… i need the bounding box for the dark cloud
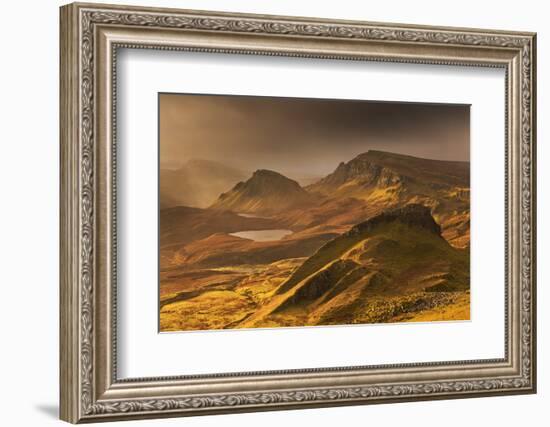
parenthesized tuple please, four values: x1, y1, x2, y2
(160, 93, 469, 177)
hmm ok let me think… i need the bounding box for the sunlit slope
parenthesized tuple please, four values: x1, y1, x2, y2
(306, 150, 470, 248)
(210, 169, 318, 215)
(239, 204, 469, 328)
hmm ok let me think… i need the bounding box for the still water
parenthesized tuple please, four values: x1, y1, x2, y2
(229, 229, 293, 242)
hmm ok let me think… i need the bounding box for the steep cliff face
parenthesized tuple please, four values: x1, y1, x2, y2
(312, 157, 403, 191)
(344, 203, 441, 237)
(308, 150, 468, 196)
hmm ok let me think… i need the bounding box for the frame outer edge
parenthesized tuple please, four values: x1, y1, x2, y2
(60, 2, 537, 422)
(60, 3, 81, 424)
(529, 33, 537, 393)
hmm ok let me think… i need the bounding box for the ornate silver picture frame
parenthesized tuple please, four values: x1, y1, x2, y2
(60, 2, 536, 423)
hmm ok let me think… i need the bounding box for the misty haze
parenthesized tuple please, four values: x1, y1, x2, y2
(159, 93, 470, 332)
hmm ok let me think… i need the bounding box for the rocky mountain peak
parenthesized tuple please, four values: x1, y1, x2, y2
(311, 151, 403, 190)
(229, 169, 304, 197)
(210, 169, 314, 215)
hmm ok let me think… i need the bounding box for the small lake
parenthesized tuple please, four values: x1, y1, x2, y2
(229, 229, 293, 242)
(237, 213, 266, 219)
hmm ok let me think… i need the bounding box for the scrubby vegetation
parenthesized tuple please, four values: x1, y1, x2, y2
(160, 151, 471, 331)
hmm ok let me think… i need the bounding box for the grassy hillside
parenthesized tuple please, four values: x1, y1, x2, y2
(235, 204, 469, 328)
(159, 151, 471, 331)
(161, 204, 470, 331)
(210, 169, 318, 215)
(306, 150, 470, 248)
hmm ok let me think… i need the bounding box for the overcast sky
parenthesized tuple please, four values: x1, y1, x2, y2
(160, 93, 469, 178)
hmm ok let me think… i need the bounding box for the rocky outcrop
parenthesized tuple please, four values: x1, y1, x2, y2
(275, 203, 442, 296)
(307, 150, 469, 196)
(310, 154, 403, 191)
(345, 204, 442, 237)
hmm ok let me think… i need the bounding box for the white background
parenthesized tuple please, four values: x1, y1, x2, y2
(0, 0, 546, 426)
(118, 50, 505, 377)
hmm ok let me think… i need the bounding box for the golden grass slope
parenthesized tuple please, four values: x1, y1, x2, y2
(159, 151, 471, 332)
(160, 205, 470, 331)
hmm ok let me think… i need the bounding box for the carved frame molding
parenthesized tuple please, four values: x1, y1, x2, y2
(60, 2, 536, 423)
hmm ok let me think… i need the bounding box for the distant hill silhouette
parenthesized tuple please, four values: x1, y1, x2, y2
(160, 159, 248, 209)
(210, 169, 317, 215)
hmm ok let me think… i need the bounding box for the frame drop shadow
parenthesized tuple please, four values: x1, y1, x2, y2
(35, 404, 58, 419)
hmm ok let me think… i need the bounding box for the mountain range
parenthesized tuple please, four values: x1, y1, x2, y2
(306, 150, 470, 247)
(202, 150, 470, 247)
(159, 150, 471, 331)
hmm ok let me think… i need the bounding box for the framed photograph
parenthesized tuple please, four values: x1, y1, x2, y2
(60, 2, 537, 423)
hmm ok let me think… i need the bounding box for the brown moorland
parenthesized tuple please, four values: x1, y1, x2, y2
(159, 151, 470, 332)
